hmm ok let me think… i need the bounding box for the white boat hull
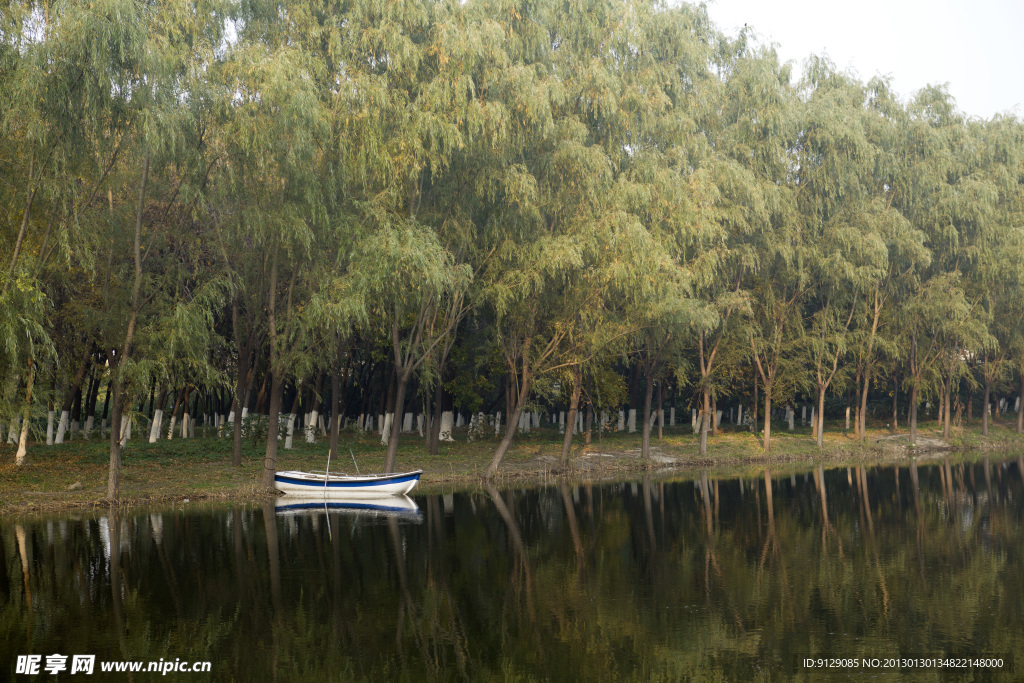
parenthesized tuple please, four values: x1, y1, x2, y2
(274, 469, 422, 497)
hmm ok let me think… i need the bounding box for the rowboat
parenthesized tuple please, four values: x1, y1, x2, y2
(274, 469, 422, 497)
(275, 494, 421, 521)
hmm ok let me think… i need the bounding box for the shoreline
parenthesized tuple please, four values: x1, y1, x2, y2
(2, 421, 1023, 517)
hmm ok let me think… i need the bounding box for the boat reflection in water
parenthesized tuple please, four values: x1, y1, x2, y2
(274, 494, 422, 522)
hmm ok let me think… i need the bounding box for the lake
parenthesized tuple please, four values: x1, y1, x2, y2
(3, 454, 1023, 680)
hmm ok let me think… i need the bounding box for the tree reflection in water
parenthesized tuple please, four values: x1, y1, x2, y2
(3, 455, 1024, 680)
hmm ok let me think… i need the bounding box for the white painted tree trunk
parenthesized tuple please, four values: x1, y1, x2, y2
(167, 415, 177, 440)
(657, 408, 664, 431)
(46, 410, 54, 445)
(439, 411, 454, 442)
(670, 407, 675, 426)
(801, 405, 807, 425)
(417, 413, 424, 436)
(578, 411, 584, 434)
(381, 412, 394, 446)
(284, 413, 296, 449)
(692, 409, 698, 432)
(403, 412, 413, 433)
(532, 412, 540, 428)
(181, 413, 190, 439)
(84, 415, 94, 437)
(627, 409, 636, 433)
(845, 406, 850, 430)
(120, 413, 132, 447)
(788, 408, 795, 432)
(319, 414, 326, 435)
(618, 410, 625, 431)
(304, 409, 318, 443)
(456, 413, 464, 428)
(150, 409, 164, 443)
(240, 407, 249, 436)
(8, 416, 21, 444)
(15, 413, 30, 465)
(494, 411, 501, 436)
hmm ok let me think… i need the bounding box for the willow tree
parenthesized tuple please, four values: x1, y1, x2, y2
(719, 48, 800, 453)
(844, 77, 929, 441)
(1, 0, 136, 456)
(793, 59, 892, 448)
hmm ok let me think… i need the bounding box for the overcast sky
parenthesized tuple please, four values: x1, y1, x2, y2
(701, 0, 1023, 120)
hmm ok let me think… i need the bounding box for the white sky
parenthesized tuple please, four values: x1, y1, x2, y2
(701, 0, 1024, 120)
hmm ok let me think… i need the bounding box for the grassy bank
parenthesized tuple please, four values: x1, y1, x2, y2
(2, 416, 1023, 515)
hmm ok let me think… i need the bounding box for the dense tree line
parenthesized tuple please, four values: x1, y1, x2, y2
(2, 0, 1023, 498)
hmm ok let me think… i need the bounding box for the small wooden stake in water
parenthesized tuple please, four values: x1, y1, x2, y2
(349, 448, 360, 475)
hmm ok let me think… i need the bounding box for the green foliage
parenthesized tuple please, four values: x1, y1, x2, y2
(2, 0, 1024, 472)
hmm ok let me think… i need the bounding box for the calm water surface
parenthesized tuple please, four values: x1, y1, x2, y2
(3, 455, 1024, 680)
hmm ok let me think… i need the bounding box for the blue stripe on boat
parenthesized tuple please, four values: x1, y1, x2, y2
(277, 501, 419, 514)
(274, 472, 421, 488)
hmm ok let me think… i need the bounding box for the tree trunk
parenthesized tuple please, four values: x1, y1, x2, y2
(657, 382, 664, 440)
(262, 373, 284, 489)
(641, 369, 654, 460)
(858, 365, 871, 443)
(763, 388, 772, 453)
(284, 387, 301, 449)
(329, 363, 342, 461)
(560, 366, 582, 463)
(231, 300, 252, 466)
(853, 369, 862, 440)
(429, 363, 444, 455)
(910, 383, 918, 446)
(261, 241, 282, 490)
(892, 376, 899, 430)
(108, 151, 149, 502)
(167, 390, 184, 439)
(15, 362, 34, 465)
(54, 348, 91, 444)
(1018, 368, 1023, 435)
(148, 386, 168, 443)
(816, 386, 826, 449)
(982, 378, 991, 436)
(699, 386, 711, 457)
(383, 368, 412, 473)
(942, 377, 951, 440)
(585, 403, 593, 446)
(486, 369, 532, 477)
(751, 373, 758, 434)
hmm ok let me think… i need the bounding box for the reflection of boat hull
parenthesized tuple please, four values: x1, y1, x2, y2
(275, 495, 421, 520)
(274, 470, 422, 496)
